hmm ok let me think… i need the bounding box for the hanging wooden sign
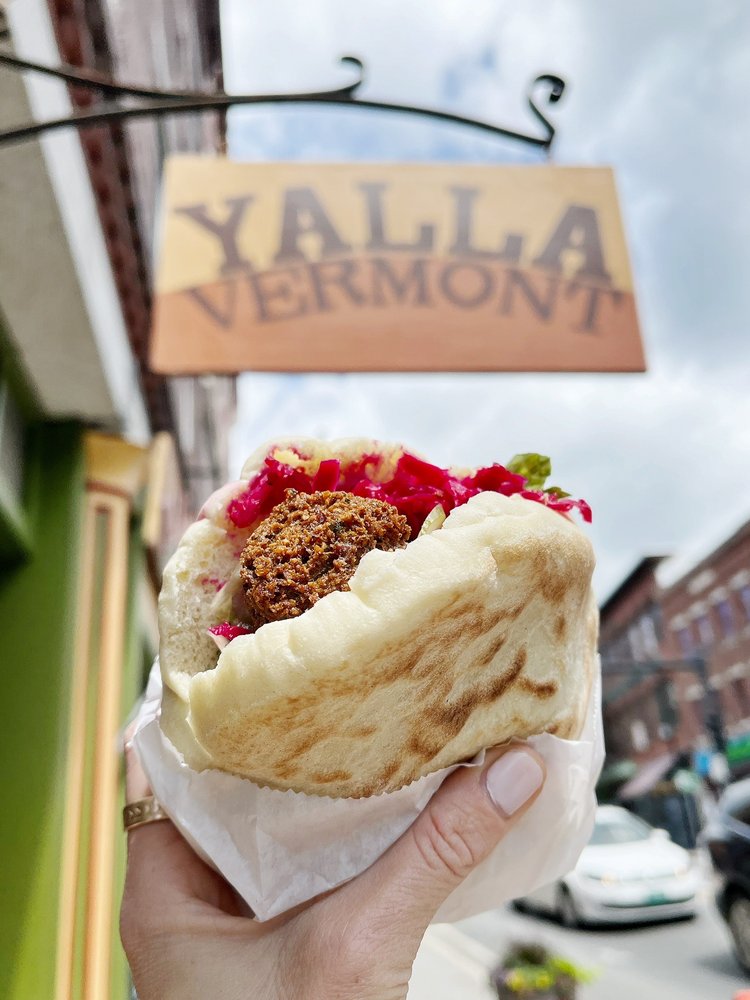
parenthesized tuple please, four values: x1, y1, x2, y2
(150, 156, 645, 373)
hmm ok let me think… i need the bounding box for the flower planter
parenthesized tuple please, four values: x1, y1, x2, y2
(490, 969, 576, 1000)
(494, 990, 561, 1000)
(490, 942, 589, 1000)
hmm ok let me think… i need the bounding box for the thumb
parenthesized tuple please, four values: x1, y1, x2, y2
(333, 746, 545, 941)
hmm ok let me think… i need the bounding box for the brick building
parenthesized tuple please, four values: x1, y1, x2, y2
(600, 515, 750, 777)
(599, 556, 668, 762)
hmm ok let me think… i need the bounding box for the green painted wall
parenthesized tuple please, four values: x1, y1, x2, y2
(110, 513, 155, 1000)
(0, 422, 85, 1000)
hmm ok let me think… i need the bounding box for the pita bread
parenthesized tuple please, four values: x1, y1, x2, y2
(159, 438, 598, 798)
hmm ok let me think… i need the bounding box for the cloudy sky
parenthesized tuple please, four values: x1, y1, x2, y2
(219, 0, 750, 599)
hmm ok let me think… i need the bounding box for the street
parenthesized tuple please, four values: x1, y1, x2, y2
(408, 895, 748, 1000)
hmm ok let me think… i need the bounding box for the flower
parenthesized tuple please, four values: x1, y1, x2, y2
(491, 941, 597, 998)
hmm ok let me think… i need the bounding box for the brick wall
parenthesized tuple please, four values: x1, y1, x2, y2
(601, 522, 750, 767)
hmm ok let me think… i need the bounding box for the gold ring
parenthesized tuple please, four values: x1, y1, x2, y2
(123, 796, 169, 831)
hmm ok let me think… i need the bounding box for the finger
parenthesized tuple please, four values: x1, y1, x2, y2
(122, 736, 242, 920)
(327, 745, 544, 942)
(123, 736, 195, 893)
(123, 723, 151, 802)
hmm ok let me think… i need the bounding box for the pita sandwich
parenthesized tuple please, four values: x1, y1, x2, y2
(159, 437, 598, 798)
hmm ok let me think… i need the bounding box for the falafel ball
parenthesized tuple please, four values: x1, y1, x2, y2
(239, 489, 411, 629)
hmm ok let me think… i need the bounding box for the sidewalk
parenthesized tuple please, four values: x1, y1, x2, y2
(407, 925, 497, 1000)
(408, 922, 647, 1000)
(408, 922, 638, 1000)
(408, 901, 745, 1000)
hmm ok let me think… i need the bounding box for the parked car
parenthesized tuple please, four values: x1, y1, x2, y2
(515, 804, 700, 926)
(702, 777, 750, 973)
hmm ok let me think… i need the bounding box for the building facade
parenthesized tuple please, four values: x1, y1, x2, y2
(599, 557, 668, 762)
(43, 0, 234, 512)
(600, 521, 750, 779)
(0, 2, 232, 998)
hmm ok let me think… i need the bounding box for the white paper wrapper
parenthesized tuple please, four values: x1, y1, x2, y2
(133, 660, 604, 922)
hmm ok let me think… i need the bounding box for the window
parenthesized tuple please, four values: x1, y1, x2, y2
(741, 585, 750, 622)
(628, 624, 645, 660)
(732, 679, 750, 718)
(677, 626, 694, 656)
(717, 599, 736, 637)
(697, 614, 714, 647)
(589, 811, 653, 845)
(611, 632, 631, 661)
(656, 679, 679, 729)
(0, 382, 24, 510)
(728, 796, 750, 828)
(640, 613, 660, 657)
(630, 718, 650, 752)
(0, 375, 30, 565)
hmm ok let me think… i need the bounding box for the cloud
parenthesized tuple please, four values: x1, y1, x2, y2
(222, 0, 750, 601)
(231, 359, 750, 601)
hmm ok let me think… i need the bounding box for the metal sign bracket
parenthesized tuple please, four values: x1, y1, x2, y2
(0, 51, 565, 152)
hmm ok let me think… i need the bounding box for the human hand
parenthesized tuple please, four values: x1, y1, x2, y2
(120, 739, 544, 1000)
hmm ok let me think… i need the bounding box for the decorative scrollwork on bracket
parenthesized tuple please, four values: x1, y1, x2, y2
(0, 50, 565, 152)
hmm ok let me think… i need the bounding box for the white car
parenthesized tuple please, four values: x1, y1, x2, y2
(517, 805, 701, 926)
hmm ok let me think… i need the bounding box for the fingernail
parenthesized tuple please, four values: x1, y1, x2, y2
(485, 751, 544, 816)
